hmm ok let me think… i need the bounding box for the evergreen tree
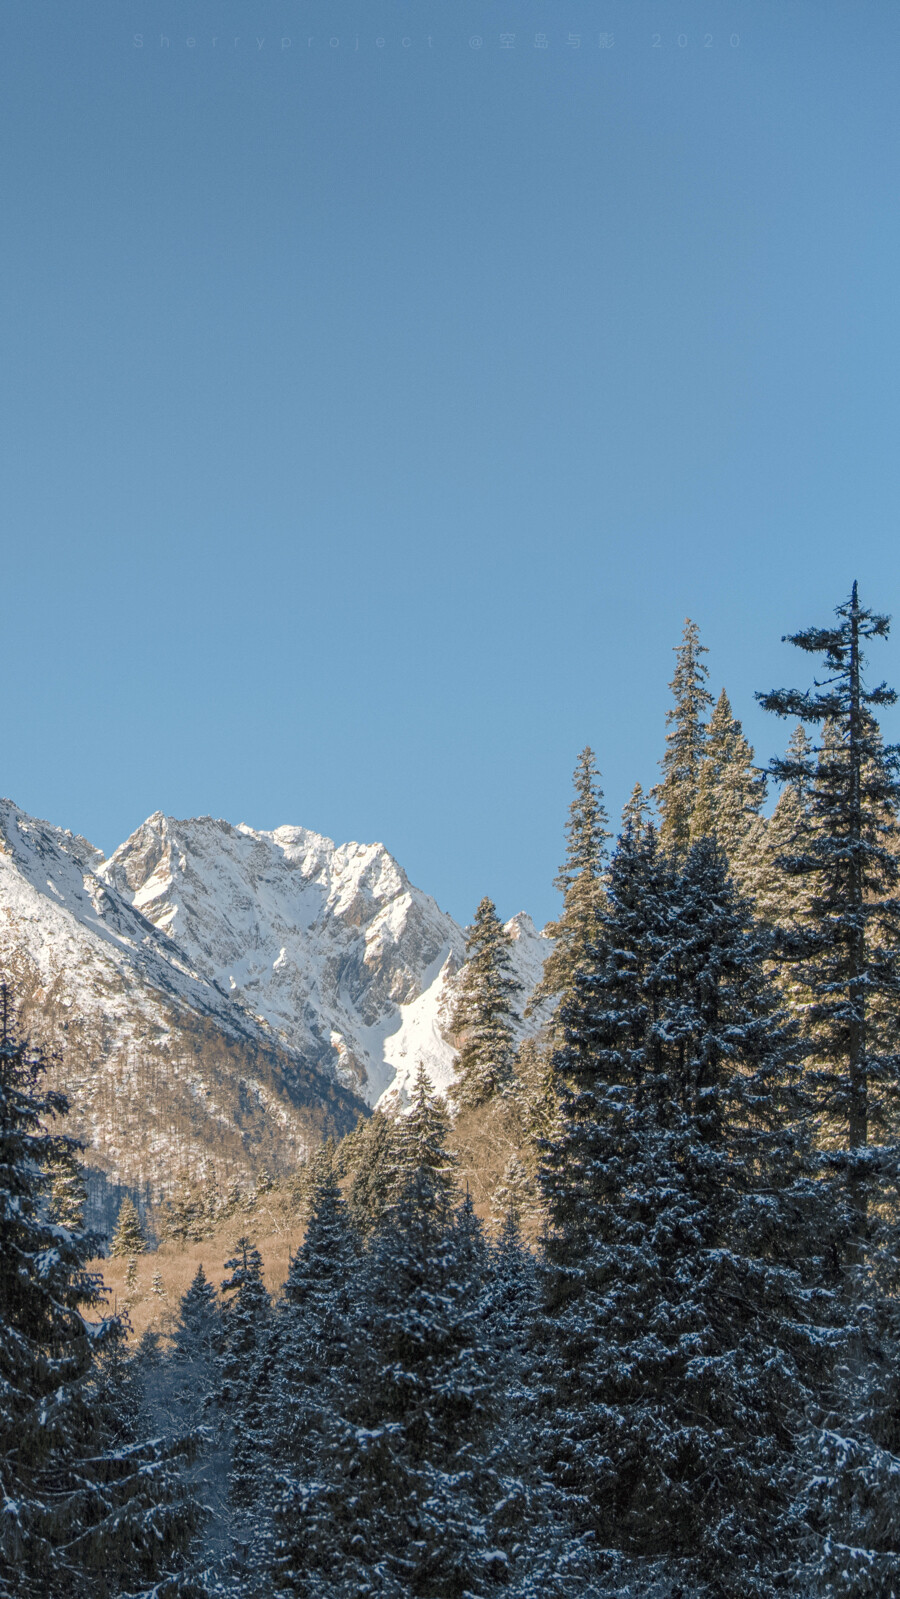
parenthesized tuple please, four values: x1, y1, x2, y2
(307, 1181, 510, 1594)
(82, 1327, 202, 1599)
(621, 780, 651, 835)
(155, 1265, 230, 1586)
(271, 1168, 361, 1595)
(529, 747, 610, 1017)
(109, 1192, 145, 1257)
(536, 834, 845, 1595)
(654, 616, 714, 852)
(160, 1179, 207, 1245)
(514, 1034, 559, 1150)
(757, 582, 900, 1235)
(481, 1209, 572, 1596)
(0, 987, 198, 1598)
(743, 725, 816, 928)
(290, 1135, 336, 1226)
(691, 687, 767, 880)
(489, 1151, 534, 1235)
(341, 1107, 402, 1234)
(219, 1237, 270, 1410)
(539, 818, 675, 1261)
(47, 1142, 87, 1231)
(449, 897, 522, 1110)
(215, 1240, 273, 1591)
(173, 1263, 222, 1369)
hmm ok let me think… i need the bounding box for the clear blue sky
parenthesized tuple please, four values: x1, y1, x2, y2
(2, 0, 899, 928)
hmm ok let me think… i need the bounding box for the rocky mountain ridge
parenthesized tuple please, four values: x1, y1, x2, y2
(0, 799, 551, 1214)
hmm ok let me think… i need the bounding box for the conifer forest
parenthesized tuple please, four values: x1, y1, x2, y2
(10, 583, 900, 1599)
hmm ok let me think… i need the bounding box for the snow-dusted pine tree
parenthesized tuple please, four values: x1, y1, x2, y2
(173, 1263, 222, 1370)
(278, 1074, 524, 1598)
(449, 897, 522, 1110)
(621, 779, 651, 834)
(109, 1191, 145, 1257)
(214, 1239, 274, 1593)
(757, 582, 900, 1240)
(742, 725, 816, 926)
(0, 987, 198, 1599)
(393, 1062, 458, 1195)
(219, 1237, 270, 1411)
(271, 1167, 363, 1595)
(690, 687, 767, 887)
(47, 1141, 87, 1230)
(536, 833, 845, 1596)
(529, 746, 610, 1018)
(654, 616, 714, 853)
(340, 1107, 401, 1233)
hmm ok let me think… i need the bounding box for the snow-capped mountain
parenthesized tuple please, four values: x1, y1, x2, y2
(100, 813, 551, 1107)
(0, 798, 552, 1207)
(0, 800, 366, 1212)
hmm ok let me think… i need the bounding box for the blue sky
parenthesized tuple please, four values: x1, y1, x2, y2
(2, 0, 899, 927)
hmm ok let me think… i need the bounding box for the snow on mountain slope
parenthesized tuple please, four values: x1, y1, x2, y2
(101, 813, 552, 1108)
(0, 795, 553, 1209)
(0, 800, 365, 1210)
(373, 911, 554, 1110)
(0, 799, 236, 1029)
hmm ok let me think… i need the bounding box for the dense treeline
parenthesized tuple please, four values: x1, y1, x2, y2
(6, 585, 900, 1595)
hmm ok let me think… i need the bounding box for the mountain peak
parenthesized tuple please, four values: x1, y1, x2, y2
(0, 798, 551, 1207)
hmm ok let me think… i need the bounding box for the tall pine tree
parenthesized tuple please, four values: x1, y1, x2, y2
(449, 898, 522, 1110)
(0, 987, 198, 1598)
(109, 1192, 145, 1257)
(536, 833, 845, 1595)
(272, 1166, 362, 1596)
(529, 747, 610, 1019)
(654, 616, 714, 853)
(690, 687, 767, 885)
(757, 582, 900, 1237)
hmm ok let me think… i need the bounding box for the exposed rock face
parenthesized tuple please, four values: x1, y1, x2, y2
(0, 801, 366, 1213)
(101, 814, 551, 1106)
(0, 799, 552, 1208)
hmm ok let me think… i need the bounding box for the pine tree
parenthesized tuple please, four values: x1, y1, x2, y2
(757, 582, 900, 1237)
(621, 780, 651, 835)
(514, 1034, 559, 1150)
(690, 687, 767, 877)
(214, 1240, 274, 1591)
(0, 986, 198, 1598)
(482, 1209, 566, 1594)
(159, 1179, 205, 1244)
(393, 1062, 458, 1200)
(539, 818, 675, 1263)
(47, 1142, 87, 1230)
(341, 1107, 402, 1233)
(173, 1263, 222, 1370)
(290, 1135, 336, 1226)
(654, 616, 714, 852)
(271, 1168, 361, 1596)
(529, 747, 610, 1017)
(83, 1327, 202, 1598)
(742, 725, 816, 927)
(154, 1263, 229, 1583)
(489, 1151, 534, 1235)
(535, 834, 845, 1595)
(737, 725, 820, 1037)
(449, 897, 522, 1110)
(219, 1237, 270, 1410)
(325, 1186, 509, 1592)
(110, 1192, 145, 1257)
